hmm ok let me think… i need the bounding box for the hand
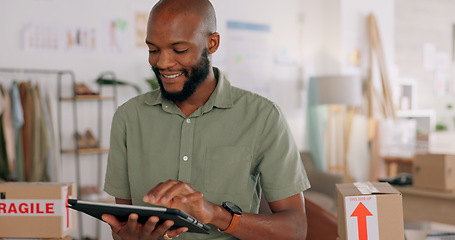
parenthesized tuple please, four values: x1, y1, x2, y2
(102, 213, 188, 240)
(143, 180, 217, 224)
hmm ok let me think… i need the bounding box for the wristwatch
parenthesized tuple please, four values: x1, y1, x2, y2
(220, 201, 242, 233)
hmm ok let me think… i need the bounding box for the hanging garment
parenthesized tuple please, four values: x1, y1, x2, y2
(0, 84, 16, 178)
(20, 82, 34, 181)
(10, 82, 25, 181)
(39, 85, 54, 181)
(30, 84, 49, 182)
(40, 85, 60, 182)
(0, 86, 4, 115)
(0, 114, 8, 181)
(0, 86, 8, 181)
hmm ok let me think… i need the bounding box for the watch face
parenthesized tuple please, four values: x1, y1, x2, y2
(223, 202, 242, 215)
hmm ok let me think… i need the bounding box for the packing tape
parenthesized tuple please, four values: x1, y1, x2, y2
(354, 182, 380, 195)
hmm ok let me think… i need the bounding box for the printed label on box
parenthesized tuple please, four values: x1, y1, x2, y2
(0, 199, 63, 216)
(345, 195, 379, 240)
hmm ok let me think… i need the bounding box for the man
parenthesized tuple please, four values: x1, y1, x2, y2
(102, 0, 310, 239)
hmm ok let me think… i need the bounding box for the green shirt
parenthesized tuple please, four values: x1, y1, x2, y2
(104, 67, 310, 240)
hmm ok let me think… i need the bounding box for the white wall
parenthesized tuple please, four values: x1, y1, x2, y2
(0, 0, 307, 141)
(0, 1, 153, 96)
(301, 0, 395, 79)
(0, 0, 307, 131)
(395, 0, 455, 127)
(0, 0, 306, 96)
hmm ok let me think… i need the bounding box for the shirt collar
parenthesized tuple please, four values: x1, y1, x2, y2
(144, 67, 234, 111)
(205, 67, 233, 109)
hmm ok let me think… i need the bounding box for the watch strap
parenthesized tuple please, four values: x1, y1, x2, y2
(221, 212, 242, 233)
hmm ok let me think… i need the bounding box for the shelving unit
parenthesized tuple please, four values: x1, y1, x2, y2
(0, 68, 118, 240)
(59, 70, 118, 240)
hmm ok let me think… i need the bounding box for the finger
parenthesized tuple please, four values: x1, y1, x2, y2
(150, 220, 175, 239)
(165, 227, 189, 238)
(102, 214, 123, 233)
(143, 181, 176, 203)
(125, 213, 139, 234)
(141, 216, 160, 235)
(143, 182, 164, 203)
(159, 181, 193, 203)
(143, 180, 181, 204)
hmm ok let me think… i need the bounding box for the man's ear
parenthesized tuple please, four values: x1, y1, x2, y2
(207, 32, 220, 54)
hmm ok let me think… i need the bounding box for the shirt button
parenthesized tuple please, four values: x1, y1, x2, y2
(164, 105, 168, 109)
(183, 156, 189, 161)
(186, 118, 191, 123)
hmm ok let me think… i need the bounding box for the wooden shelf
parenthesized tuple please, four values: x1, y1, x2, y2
(61, 148, 109, 154)
(60, 95, 115, 101)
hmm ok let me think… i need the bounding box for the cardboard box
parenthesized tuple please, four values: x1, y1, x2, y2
(0, 182, 77, 238)
(413, 153, 455, 191)
(1, 236, 71, 240)
(337, 182, 404, 240)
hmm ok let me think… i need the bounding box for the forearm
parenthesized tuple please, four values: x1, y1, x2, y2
(142, 182, 307, 239)
(211, 206, 307, 240)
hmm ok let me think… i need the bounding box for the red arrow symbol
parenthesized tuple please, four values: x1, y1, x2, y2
(350, 202, 373, 240)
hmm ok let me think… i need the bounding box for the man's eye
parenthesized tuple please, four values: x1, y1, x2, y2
(149, 49, 159, 53)
(174, 49, 188, 54)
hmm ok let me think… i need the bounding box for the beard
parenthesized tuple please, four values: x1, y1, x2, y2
(152, 48, 210, 103)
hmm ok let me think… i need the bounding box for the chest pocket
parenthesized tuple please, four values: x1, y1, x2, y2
(205, 146, 252, 194)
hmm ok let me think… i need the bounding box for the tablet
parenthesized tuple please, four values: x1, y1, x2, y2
(67, 199, 210, 234)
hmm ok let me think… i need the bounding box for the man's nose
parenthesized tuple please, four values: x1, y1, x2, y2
(156, 51, 175, 69)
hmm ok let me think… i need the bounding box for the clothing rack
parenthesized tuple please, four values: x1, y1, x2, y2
(0, 67, 118, 240)
(0, 68, 82, 186)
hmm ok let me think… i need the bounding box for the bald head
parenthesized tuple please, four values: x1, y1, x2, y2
(150, 0, 217, 34)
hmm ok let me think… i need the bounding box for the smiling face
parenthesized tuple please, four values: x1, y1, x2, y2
(151, 48, 210, 102)
(146, 0, 219, 102)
